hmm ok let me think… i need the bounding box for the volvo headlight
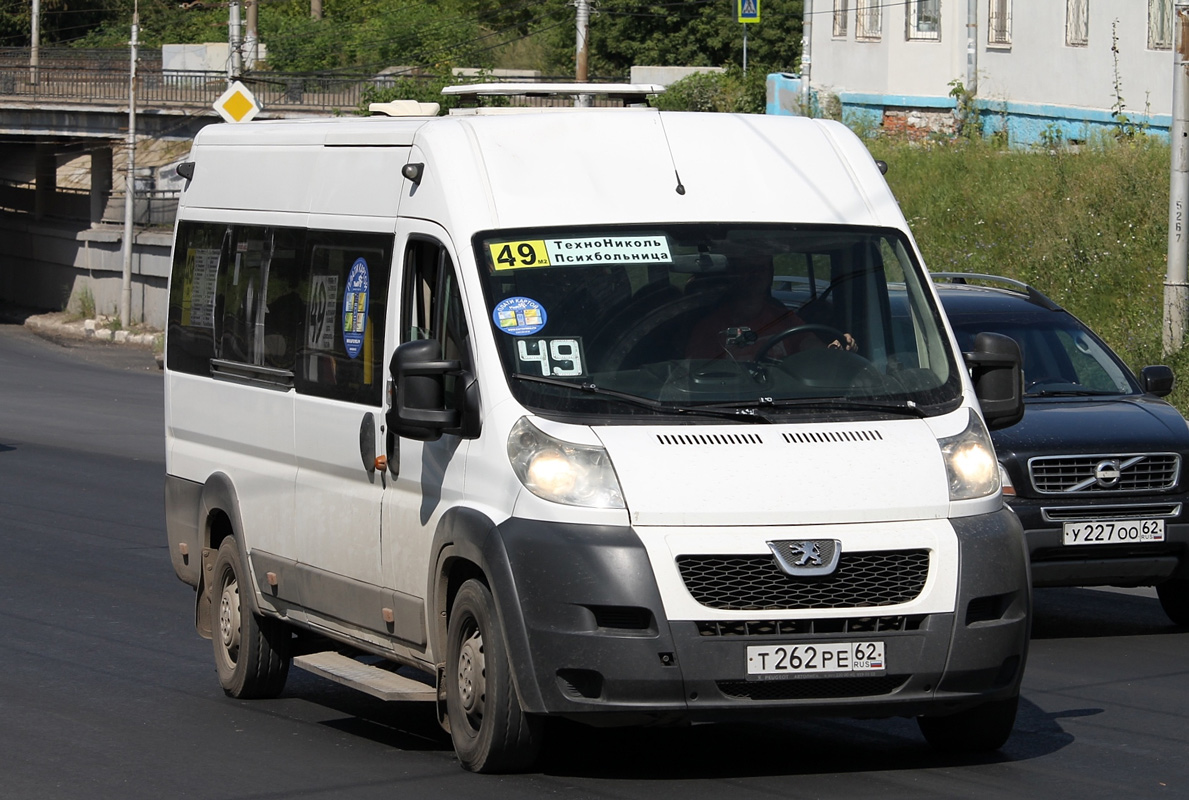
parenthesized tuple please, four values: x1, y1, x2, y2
(939, 409, 1001, 501)
(508, 417, 625, 509)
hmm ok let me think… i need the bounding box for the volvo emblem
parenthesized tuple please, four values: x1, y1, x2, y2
(1094, 459, 1122, 488)
(768, 540, 842, 577)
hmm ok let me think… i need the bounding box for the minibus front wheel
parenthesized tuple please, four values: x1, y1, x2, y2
(446, 579, 542, 772)
(211, 537, 291, 699)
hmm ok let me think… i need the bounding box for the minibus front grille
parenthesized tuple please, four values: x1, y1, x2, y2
(716, 675, 908, 701)
(676, 550, 929, 610)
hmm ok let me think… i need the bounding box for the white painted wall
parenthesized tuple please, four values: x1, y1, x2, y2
(812, 1, 1174, 116)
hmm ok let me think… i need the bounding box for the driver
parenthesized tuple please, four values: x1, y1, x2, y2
(685, 253, 856, 360)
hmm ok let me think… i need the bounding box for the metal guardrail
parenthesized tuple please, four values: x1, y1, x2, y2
(0, 48, 627, 114)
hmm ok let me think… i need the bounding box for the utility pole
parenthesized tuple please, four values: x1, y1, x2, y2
(30, 0, 40, 85)
(311, 0, 322, 21)
(1166, 2, 1189, 355)
(575, 0, 590, 108)
(121, 3, 139, 330)
(800, 1, 811, 114)
(244, 0, 258, 70)
(228, 0, 243, 81)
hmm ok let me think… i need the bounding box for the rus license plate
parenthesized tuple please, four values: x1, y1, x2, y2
(1062, 519, 1165, 545)
(746, 642, 885, 678)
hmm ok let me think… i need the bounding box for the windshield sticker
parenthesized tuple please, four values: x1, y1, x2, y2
(341, 258, 369, 359)
(515, 337, 585, 377)
(490, 236, 673, 271)
(493, 296, 547, 336)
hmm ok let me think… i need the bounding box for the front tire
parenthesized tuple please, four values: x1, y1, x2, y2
(917, 695, 1019, 754)
(1157, 578, 1189, 626)
(446, 579, 542, 773)
(212, 537, 291, 699)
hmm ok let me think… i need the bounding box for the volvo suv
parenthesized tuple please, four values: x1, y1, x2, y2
(931, 273, 1189, 625)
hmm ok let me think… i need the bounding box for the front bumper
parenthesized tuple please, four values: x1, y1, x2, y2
(1008, 498, 1189, 587)
(490, 509, 1030, 725)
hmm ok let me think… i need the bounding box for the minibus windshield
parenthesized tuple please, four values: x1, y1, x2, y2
(475, 224, 961, 420)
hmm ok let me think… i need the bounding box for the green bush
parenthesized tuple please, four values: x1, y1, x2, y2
(867, 135, 1189, 412)
(651, 66, 766, 114)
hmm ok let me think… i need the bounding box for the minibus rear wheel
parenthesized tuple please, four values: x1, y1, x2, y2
(212, 537, 291, 699)
(446, 579, 542, 772)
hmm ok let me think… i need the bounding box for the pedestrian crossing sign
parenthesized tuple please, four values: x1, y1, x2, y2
(738, 0, 760, 23)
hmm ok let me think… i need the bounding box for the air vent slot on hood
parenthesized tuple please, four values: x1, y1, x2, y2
(782, 430, 884, 445)
(656, 433, 764, 446)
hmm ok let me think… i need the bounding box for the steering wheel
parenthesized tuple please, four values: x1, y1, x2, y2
(756, 324, 850, 362)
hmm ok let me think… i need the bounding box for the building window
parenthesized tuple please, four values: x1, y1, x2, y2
(1150, 0, 1173, 50)
(856, 0, 882, 40)
(908, 0, 941, 41)
(833, 0, 849, 38)
(989, 0, 1012, 46)
(1066, 0, 1088, 46)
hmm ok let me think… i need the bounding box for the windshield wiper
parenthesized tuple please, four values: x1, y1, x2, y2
(510, 373, 771, 422)
(693, 396, 928, 417)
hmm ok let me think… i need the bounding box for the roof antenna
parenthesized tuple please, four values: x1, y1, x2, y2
(654, 110, 686, 195)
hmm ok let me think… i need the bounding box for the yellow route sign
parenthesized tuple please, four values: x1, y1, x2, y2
(215, 81, 260, 123)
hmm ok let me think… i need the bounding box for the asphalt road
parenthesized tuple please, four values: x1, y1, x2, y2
(2, 322, 1188, 799)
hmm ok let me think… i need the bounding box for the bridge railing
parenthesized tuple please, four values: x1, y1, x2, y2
(0, 48, 631, 114)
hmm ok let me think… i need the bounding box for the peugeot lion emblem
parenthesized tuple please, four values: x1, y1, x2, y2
(1094, 459, 1123, 488)
(768, 540, 842, 577)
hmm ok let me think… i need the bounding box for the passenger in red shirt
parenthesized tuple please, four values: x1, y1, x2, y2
(686, 254, 856, 361)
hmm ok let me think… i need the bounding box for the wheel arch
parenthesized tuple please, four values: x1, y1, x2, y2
(429, 506, 546, 714)
(194, 473, 263, 638)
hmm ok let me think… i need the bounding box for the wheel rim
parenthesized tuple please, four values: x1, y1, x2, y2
(218, 573, 241, 664)
(455, 623, 486, 729)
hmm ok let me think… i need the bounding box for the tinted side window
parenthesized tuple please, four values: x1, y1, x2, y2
(168, 222, 302, 378)
(401, 238, 471, 395)
(295, 231, 393, 405)
(167, 221, 226, 375)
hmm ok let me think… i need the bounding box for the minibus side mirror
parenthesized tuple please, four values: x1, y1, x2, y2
(387, 339, 481, 441)
(964, 332, 1024, 430)
(1141, 365, 1175, 397)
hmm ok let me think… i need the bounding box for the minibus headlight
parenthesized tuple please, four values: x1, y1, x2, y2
(939, 409, 1001, 501)
(508, 417, 625, 509)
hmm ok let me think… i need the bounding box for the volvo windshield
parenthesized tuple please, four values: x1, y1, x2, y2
(475, 225, 962, 420)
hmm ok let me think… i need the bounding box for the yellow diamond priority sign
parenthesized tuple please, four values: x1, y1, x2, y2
(215, 81, 260, 123)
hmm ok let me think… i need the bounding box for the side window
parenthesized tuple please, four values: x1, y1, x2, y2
(167, 221, 227, 376)
(166, 221, 301, 377)
(401, 238, 471, 390)
(295, 231, 393, 405)
(219, 226, 302, 371)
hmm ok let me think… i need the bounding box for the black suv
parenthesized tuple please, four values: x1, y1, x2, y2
(934, 273, 1189, 625)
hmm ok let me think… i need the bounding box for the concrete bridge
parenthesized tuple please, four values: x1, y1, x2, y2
(0, 47, 393, 326)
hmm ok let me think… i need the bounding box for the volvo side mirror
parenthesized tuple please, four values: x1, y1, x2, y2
(1141, 365, 1175, 398)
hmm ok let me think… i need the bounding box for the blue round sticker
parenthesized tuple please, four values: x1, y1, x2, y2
(492, 296, 547, 336)
(342, 258, 370, 359)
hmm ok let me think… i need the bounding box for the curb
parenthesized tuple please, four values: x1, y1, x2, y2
(22, 312, 165, 366)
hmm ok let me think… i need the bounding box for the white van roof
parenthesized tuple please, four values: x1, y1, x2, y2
(181, 109, 904, 237)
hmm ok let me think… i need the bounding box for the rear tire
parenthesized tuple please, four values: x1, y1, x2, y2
(446, 579, 542, 773)
(1157, 579, 1189, 626)
(212, 537, 291, 699)
(917, 695, 1018, 755)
